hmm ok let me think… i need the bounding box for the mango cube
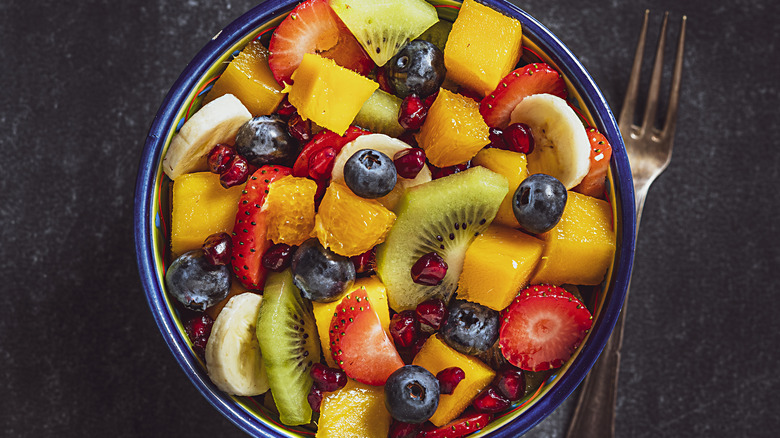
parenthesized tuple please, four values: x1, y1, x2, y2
(316, 379, 392, 438)
(412, 335, 495, 427)
(171, 172, 243, 256)
(287, 53, 378, 135)
(471, 148, 529, 227)
(530, 191, 616, 285)
(444, 0, 523, 96)
(457, 225, 544, 311)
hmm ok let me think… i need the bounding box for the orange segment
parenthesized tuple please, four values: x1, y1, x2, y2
(264, 176, 317, 246)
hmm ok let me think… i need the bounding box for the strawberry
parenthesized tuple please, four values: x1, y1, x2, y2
(499, 284, 593, 372)
(268, 0, 374, 86)
(573, 127, 613, 199)
(329, 288, 404, 386)
(292, 126, 370, 177)
(230, 165, 292, 289)
(418, 410, 492, 438)
(479, 63, 568, 129)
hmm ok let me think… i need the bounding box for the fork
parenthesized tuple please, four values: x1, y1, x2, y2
(565, 10, 686, 438)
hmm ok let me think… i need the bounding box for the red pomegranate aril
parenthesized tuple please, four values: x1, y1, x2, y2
(502, 122, 535, 154)
(494, 367, 526, 401)
(185, 314, 214, 358)
(202, 232, 233, 266)
(430, 161, 471, 180)
(415, 298, 448, 331)
(411, 252, 448, 286)
(220, 154, 250, 188)
(487, 127, 507, 150)
(472, 386, 511, 413)
(389, 420, 422, 438)
(207, 144, 235, 174)
(423, 90, 439, 108)
(350, 248, 376, 276)
(437, 367, 466, 395)
(288, 112, 312, 143)
(390, 310, 420, 348)
(399, 94, 428, 130)
(307, 385, 324, 413)
(398, 131, 419, 148)
(308, 146, 337, 181)
(276, 97, 297, 118)
(393, 148, 426, 179)
(310, 362, 348, 392)
(410, 332, 430, 360)
(262, 243, 294, 272)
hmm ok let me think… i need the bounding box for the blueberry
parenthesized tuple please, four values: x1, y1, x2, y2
(440, 299, 500, 356)
(512, 174, 567, 234)
(384, 365, 440, 423)
(344, 149, 397, 198)
(234, 115, 300, 167)
(165, 250, 230, 311)
(291, 239, 356, 303)
(386, 40, 446, 99)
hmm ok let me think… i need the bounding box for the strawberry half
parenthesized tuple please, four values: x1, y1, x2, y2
(330, 288, 404, 386)
(573, 127, 613, 199)
(499, 284, 593, 372)
(292, 126, 370, 177)
(419, 410, 492, 438)
(479, 63, 568, 129)
(231, 165, 292, 289)
(268, 0, 374, 86)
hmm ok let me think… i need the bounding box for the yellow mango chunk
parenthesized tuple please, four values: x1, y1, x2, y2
(412, 335, 495, 427)
(416, 88, 490, 167)
(205, 40, 285, 116)
(264, 176, 317, 246)
(472, 148, 529, 227)
(171, 172, 243, 256)
(531, 191, 616, 285)
(458, 225, 544, 311)
(287, 53, 378, 135)
(316, 379, 392, 438)
(444, 0, 523, 95)
(312, 277, 391, 367)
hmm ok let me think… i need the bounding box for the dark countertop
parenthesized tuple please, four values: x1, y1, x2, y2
(1, 0, 778, 436)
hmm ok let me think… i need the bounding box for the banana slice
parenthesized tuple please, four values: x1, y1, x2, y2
(162, 94, 252, 180)
(509, 94, 590, 189)
(205, 292, 269, 396)
(331, 133, 432, 209)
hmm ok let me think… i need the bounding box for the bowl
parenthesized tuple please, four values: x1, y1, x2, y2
(134, 0, 636, 436)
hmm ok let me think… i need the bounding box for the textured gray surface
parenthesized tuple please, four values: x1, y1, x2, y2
(1, 0, 778, 436)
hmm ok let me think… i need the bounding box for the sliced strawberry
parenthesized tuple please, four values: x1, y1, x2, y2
(479, 63, 568, 129)
(268, 0, 373, 86)
(292, 126, 370, 177)
(419, 410, 492, 438)
(573, 127, 613, 199)
(499, 284, 593, 371)
(330, 288, 404, 386)
(230, 165, 292, 289)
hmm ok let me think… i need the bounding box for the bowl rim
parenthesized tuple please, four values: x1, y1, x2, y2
(134, 0, 635, 436)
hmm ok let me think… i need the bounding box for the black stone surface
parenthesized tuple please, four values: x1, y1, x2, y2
(1, 0, 778, 436)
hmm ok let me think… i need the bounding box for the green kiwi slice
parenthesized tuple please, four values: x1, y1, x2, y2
(330, 0, 439, 67)
(376, 166, 508, 311)
(256, 269, 320, 426)
(354, 89, 405, 137)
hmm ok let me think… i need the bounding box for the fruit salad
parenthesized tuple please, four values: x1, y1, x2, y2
(160, 0, 617, 436)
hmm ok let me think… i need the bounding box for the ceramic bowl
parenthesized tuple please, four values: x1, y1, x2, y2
(135, 0, 636, 436)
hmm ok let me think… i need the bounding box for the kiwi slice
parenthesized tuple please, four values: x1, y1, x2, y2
(354, 89, 405, 137)
(376, 166, 508, 311)
(256, 269, 320, 426)
(330, 0, 439, 67)
(417, 20, 453, 53)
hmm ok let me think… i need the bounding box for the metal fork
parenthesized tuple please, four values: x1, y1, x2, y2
(565, 10, 686, 438)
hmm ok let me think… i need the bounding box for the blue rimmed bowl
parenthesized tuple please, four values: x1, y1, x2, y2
(134, 0, 636, 436)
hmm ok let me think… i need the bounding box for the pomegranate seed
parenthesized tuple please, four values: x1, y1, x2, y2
(262, 243, 294, 272)
(430, 161, 471, 180)
(202, 232, 233, 266)
(393, 148, 426, 179)
(390, 310, 420, 348)
(308, 146, 337, 181)
(398, 94, 428, 130)
(307, 385, 323, 412)
(415, 298, 448, 331)
(288, 112, 312, 143)
(310, 362, 348, 392)
(437, 367, 466, 395)
(350, 248, 376, 276)
(389, 420, 421, 438)
(314, 179, 329, 209)
(185, 314, 214, 358)
(276, 97, 297, 118)
(472, 386, 511, 413)
(423, 90, 439, 108)
(494, 367, 526, 401)
(207, 144, 235, 174)
(502, 123, 535, 154)
(487, 127, 507, 150)
(220, 155, 250, 188)
(398, 131, 419, 148)
(410, 333, 430, 359)
(411, 252, 448, 286)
